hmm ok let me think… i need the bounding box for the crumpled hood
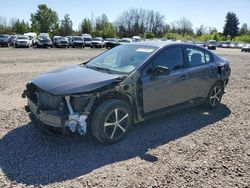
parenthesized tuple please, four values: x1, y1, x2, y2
(32, 65, 124, 95)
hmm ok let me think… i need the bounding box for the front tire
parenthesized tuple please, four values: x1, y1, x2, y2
(204, 83, 223, 109)
(91, 99, 132, 144)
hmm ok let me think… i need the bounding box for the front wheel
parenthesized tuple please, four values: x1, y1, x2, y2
(204, 83, 223, 109)
(91, 99, 132, 144)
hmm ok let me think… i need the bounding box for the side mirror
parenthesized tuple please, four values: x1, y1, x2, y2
(153, 66, 170, 76)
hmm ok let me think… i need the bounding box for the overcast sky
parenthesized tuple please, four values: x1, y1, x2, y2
(1, 0, 250, 32)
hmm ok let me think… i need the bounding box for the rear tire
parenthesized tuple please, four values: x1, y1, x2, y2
(91, 99, 132, 144)
(204, 83, 223, 109)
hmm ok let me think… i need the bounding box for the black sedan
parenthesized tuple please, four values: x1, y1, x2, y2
(241, 44, 250, 52)
(36, 36, 53, 48)
(23, 42, 231, 144)
(105, 38, 119, 49)
(0, 34, 10, 47)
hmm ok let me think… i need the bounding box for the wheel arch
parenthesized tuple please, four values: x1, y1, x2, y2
(89, 91, 137, 123)
(214, 79, 224, 90)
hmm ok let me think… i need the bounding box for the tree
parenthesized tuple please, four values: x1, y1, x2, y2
(196, 25, 205, 36)
(80, 18, 93, 34)
(208, 27, 217, 34)
(115, 8, 165, 38)
(92, 14, 117, 37)
(0, 17, 8, 34)
(30, 4, 59, 34)
(175, 17, 193, 35)
(239, 23, 248, 35)
(223, 12, 239, 39)
(10, 19, 29, 34)
(59, 14, 73, 36)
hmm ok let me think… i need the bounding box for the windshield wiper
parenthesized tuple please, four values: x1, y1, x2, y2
(84, 65, 112, 74)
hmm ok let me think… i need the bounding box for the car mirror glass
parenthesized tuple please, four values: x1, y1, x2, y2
(153, 66, 170, 76)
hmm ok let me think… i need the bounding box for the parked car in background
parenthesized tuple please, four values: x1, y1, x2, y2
(23, 42, 230, 144)
(119, 38, 132, 45)
(217, 41, 223, 47)
(0, 34, 10, 47)
(132, 36, 141, 42)
(229, 42, 238, 48)
(221, 42, 230, 48)
(24, 32, 37, 46)
(71, 36, 85, 48)
(36, 35, 53, 48)
(83, 36, 92, 47)
(91, 37, 105, 48)
(53, 36, 69, 48)
(66, 36, 72, 43)
(207, 40, 217, 50)
(9, 35, 17, 46)
(237, 42, 246, 49)
(82, 34, 92, 47)
(241, 44, 250, 52)
(15, 35, 32, 48)
(105, 38, 119, 49)
(195, 41, 205, 47)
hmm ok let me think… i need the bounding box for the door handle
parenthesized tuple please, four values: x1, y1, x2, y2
(180, 74, 188, 80)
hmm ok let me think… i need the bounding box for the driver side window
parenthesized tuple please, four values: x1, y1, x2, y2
(153, 47, 184, 71)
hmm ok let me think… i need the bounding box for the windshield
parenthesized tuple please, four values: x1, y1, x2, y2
(0, 35, 8, 38)
(58, 37, 67, 41)
(39, 36, 49, 40)
(93, 38, 102, 41)
(84, 38, 92, 41)
(73, 37, 83, 41)
(209, 41, 216, 44)
(86, 45, 158, 74)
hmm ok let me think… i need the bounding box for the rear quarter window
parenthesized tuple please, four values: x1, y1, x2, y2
(186, 47, 213, 67)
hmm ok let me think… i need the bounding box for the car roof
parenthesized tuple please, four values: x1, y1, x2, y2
(125, 41, 187, 48)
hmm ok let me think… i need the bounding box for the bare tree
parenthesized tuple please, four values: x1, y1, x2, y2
(115, 8, 165, 37)
(175, 17, 193, 35)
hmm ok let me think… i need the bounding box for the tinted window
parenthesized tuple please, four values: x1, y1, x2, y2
(186, 47, 206, 67)
(153, 47, 184, 71)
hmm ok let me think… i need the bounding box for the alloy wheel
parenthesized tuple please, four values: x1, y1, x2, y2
(104, 108, 129, 140)
(209, 86, 222, 107)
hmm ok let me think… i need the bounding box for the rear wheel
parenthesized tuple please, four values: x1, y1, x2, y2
(91, 99, 132, 144)
(204, 83, 223, 109)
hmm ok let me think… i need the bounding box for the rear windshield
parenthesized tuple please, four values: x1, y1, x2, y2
(84, 38, 92, 41)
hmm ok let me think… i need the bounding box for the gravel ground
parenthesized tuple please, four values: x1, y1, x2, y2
(0, 47, 249, 188)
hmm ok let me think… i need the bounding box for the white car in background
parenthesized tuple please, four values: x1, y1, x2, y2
(15, 35, 32, 48)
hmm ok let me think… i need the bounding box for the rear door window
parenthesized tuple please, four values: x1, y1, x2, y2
(186, 47, 208, 67)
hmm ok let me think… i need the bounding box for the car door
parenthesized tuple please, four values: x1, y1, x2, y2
(184, 46, 217, 99)
(140, 46, 194, 113)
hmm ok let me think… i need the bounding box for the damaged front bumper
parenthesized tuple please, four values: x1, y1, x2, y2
(23, 86, 95, 135)
(26, 99, 65, 128)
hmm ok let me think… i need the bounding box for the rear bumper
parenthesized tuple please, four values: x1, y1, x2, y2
(38, 43, 53, 47)
(26, 99, 65, 128)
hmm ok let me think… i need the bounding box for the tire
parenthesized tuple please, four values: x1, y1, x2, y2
(91, 99, 132, 144)
(204, 83, 223, 109)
